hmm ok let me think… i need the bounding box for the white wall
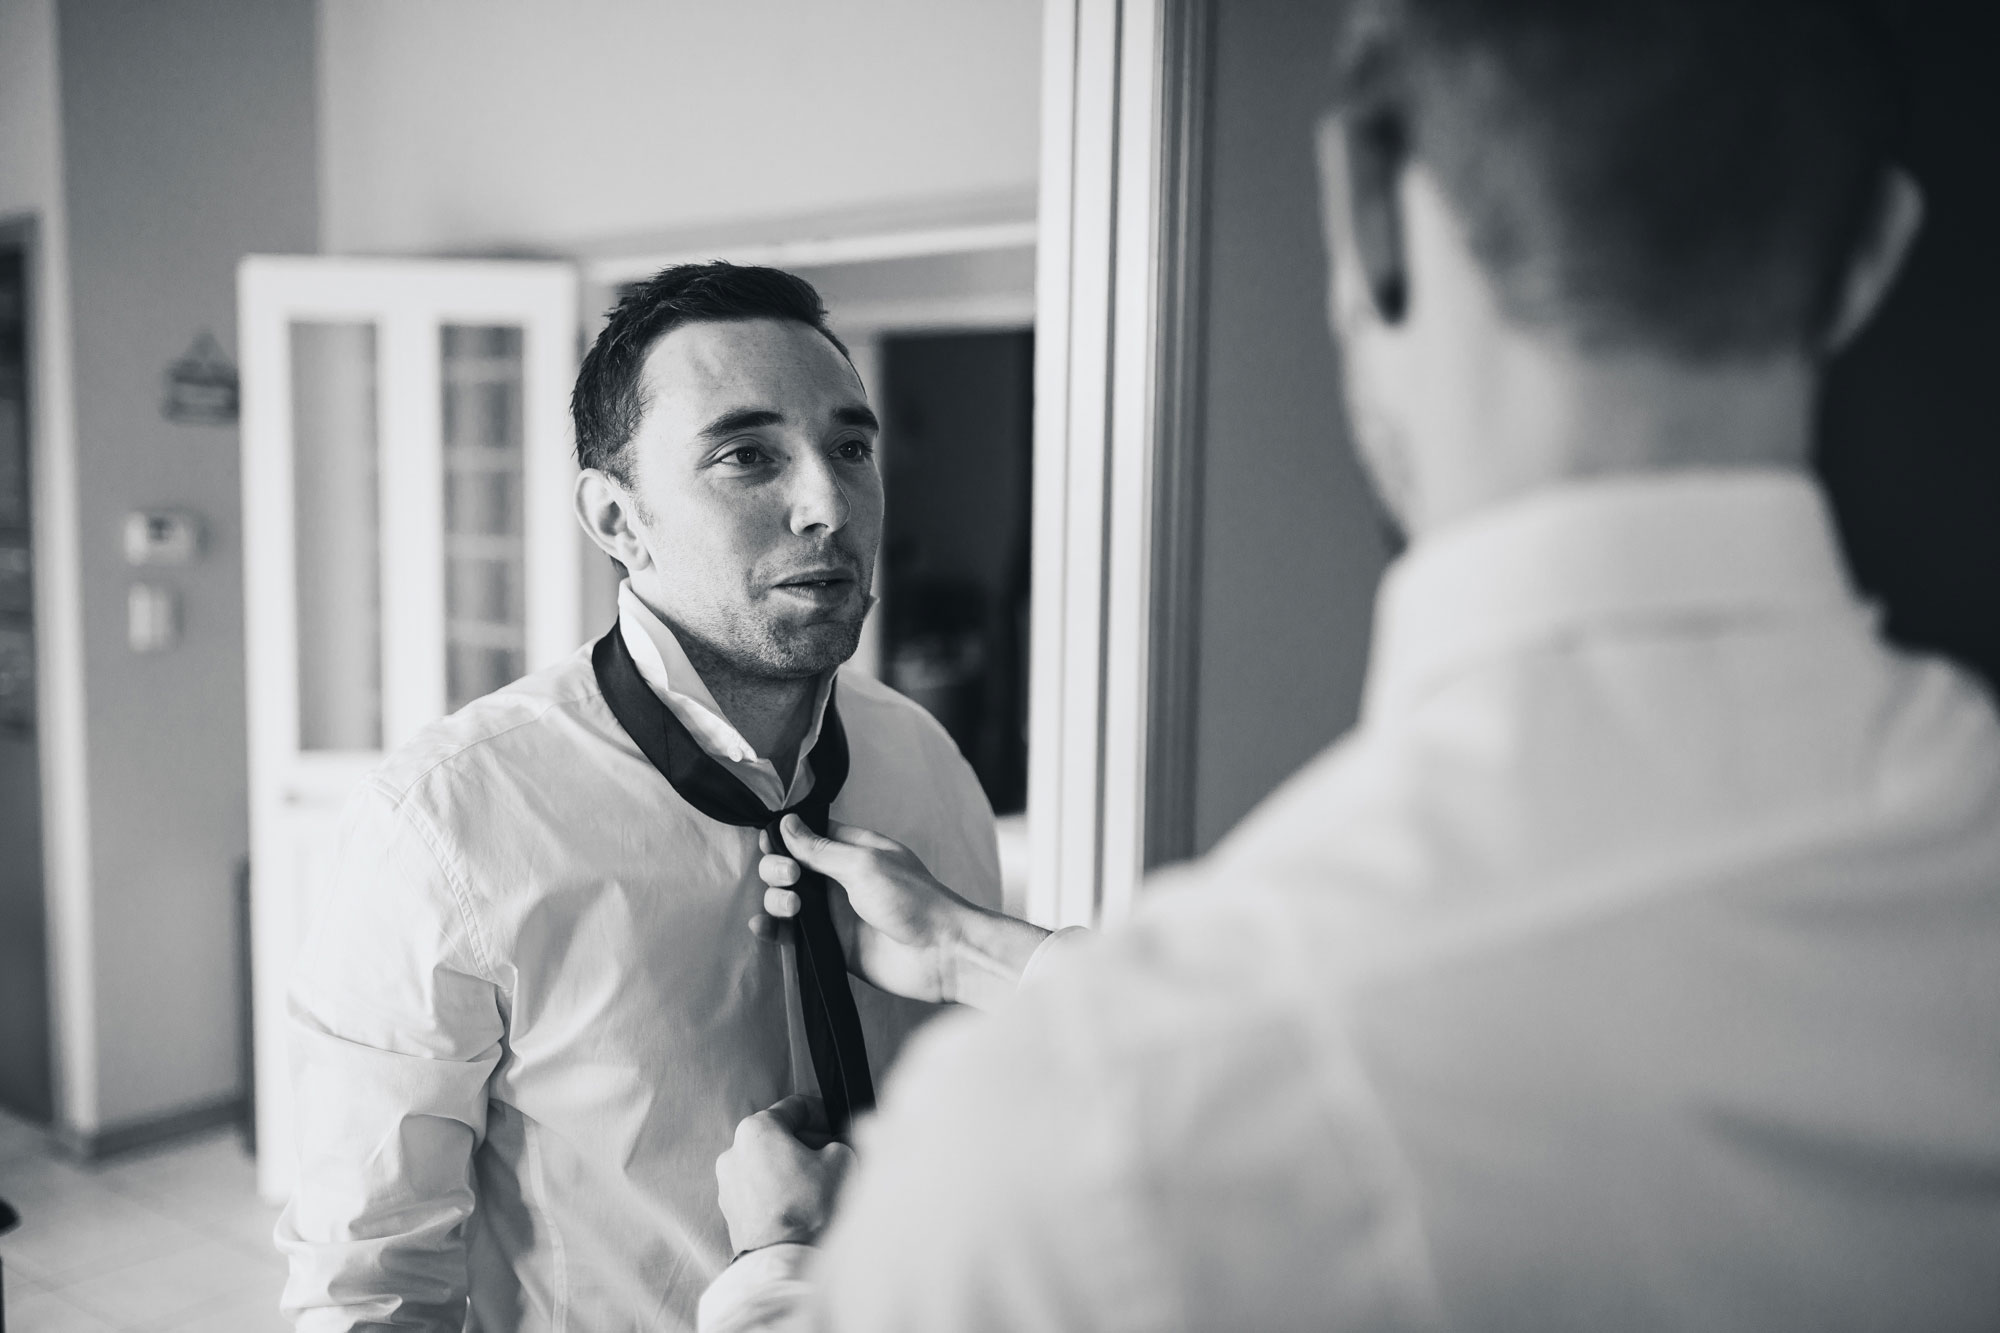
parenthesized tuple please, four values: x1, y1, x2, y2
(318, 0, 1044, 255)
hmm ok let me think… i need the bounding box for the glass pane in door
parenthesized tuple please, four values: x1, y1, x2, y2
(441, 324, 527, 711)
(291, 321, 383, 751)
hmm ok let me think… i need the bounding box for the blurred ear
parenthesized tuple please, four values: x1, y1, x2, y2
(1823, 167, 1925, 355)
(1316, 108, 1409, 327)
(573, 468, 653, 571)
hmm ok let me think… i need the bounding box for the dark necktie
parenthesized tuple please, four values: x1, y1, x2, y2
(591, 626, 876, 1136)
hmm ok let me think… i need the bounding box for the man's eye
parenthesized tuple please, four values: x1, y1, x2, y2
(721, 445, 770, 467)
(833, 438, 875, 461)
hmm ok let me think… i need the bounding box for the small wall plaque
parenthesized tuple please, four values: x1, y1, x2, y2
(163, 330, 239, 426)
(124, 509, 205, 566)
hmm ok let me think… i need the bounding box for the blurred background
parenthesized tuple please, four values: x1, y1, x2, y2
(0, 1, 1993, 1325)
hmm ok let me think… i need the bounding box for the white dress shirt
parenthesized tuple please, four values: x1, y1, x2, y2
(278, 586, 1002, 1331)
(702, 470, 2000, 1331)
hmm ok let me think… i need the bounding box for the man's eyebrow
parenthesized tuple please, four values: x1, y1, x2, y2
(696, 408, 786, 440)
(694, 405, 879, 439)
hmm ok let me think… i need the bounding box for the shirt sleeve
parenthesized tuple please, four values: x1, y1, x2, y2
(697, 926, 1099, 1333)
(700, 884, 1450, 1333)
(1019, 925, 1093, 990)
(697, 1245, 817, 1333)
(277, 779, 505, 1332)
(802, 980, 1176, 1333)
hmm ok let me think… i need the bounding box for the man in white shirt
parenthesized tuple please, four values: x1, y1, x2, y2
(276, 264, 1005, 1330)
(700, 1, 2000, 1328)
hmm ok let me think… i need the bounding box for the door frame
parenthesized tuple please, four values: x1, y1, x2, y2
(2, 210, 95, 1134)
(1030, 0, 1211, 927)
(238, 257, 581, 1198)
(0, 213, 57, 1124)
(239, 257, 585, 756)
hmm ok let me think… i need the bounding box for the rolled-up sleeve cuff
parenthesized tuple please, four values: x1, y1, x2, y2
(698, 1244, 818, 1333)
(1019, 925, 1092, 991)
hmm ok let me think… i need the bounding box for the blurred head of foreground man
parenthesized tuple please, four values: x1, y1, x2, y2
(276, 264, 1004, 1331)
(698, 1, 2000, 1330)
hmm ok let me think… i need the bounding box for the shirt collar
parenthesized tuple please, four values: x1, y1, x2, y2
(1363, 468, 1867, 722)
(615, 581, 835, 788)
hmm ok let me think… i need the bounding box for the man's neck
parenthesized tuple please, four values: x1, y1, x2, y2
(672, 625, 822, 782)
(1411, 336, 1819, 537)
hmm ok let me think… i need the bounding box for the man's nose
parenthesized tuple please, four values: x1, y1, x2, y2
(787, 449, 851, 536)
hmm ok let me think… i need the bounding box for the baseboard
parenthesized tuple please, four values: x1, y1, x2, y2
(54, 1093, 247, 1161)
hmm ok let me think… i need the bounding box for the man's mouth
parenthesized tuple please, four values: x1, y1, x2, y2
(770, 569, 860, 602)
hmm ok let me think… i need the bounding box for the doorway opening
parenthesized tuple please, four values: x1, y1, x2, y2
(0, 220, 53, 1125)
(877, 329, 1035, 818)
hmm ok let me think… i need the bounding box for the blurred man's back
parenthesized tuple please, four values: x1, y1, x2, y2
(805, 470, 2000, 1331)
(1135, 472, 2000, 1327)
(702, 2, 2000, 1327)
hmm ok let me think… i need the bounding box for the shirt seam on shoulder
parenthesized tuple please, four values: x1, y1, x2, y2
(369, 678, 608, 802)
(354, 676, 609, 984)
(359, 774, 503, 982)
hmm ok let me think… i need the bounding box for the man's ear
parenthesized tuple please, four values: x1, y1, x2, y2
(1317, 108, 1410, 326)
(574, 467, 653, 571)
(1822, 167, 1925, 355)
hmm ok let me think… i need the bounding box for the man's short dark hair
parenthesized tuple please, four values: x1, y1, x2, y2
(1336, 0, 1909, 358)
(572, 261, 850, 480)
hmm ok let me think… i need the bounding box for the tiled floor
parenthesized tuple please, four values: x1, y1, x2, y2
(0, 1108, 286, 1332)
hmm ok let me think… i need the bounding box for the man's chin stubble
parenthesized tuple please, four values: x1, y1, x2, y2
(731, 608, 869, 680)
(676, 589, 875, 683)
(764, 591, 874, 677)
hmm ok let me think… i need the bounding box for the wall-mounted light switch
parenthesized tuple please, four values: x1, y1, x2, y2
(124, 509, 204, 566)
(128, 582, 180, 653)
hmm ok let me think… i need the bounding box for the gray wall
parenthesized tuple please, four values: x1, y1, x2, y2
(1188, 0, 1392, 853)
(57, 0, 318, 1129)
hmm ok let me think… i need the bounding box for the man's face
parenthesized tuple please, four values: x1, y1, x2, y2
(621, 318, 883, 680)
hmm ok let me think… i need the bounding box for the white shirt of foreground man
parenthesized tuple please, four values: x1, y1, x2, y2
(700, 2, 2000, 1328)
(708, 473, 2000, 1330)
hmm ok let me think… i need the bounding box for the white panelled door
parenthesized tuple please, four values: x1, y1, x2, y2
(238, 258, 581, 1201)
